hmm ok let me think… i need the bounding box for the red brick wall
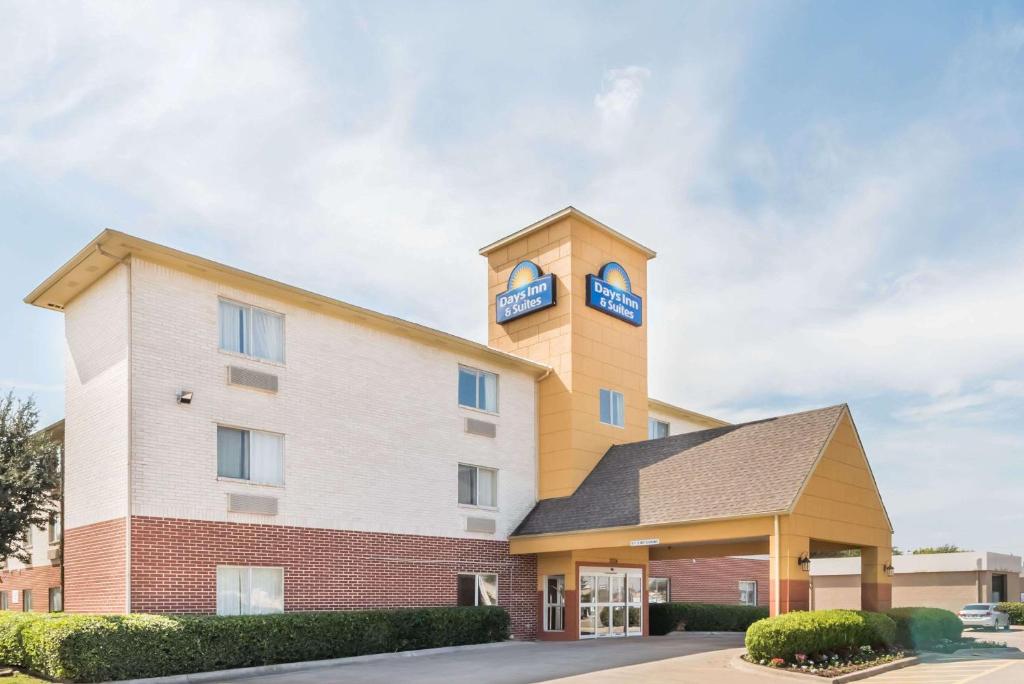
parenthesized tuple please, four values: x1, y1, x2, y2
(64, 517, 126, 613)
(130, 516, 538, 639)
(649, 557, 769, 606)
(0, 564, 61, 612)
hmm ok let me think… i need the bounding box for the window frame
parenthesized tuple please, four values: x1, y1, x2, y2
(0, 591, 7, 610)
(457, 365, 499, 414)
(215, 565, 285, 616)
(457, 463, 498, 509)
(648, 418, 670, 439)
(739, 580, 758, 606)
(48, 512, 62, 544)
(216, 424, 286, 487)
(22, 589, 32, 612)
(648, 576, 671, 604)
(599, 388, 625, 428)
(457, 572, 499, 607)
(217, 297, 287, 366)
(48, 587, 62, 612)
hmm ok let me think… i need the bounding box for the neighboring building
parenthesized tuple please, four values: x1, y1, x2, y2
(810, 552, 1024, 612)
(0, 421, 64, 613)
(648, 556, 769, 607)
(24, 207, 894, 640)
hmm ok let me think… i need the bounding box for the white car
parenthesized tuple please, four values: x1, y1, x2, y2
(958, 603, 1011, 630)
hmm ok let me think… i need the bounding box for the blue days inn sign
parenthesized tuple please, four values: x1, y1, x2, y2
(496, 261, 557, 324)
(586, 262, 642, 326)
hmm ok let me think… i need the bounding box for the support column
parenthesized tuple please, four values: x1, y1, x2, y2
(861, 546, 892, 612)
(769, 526, 810, 615)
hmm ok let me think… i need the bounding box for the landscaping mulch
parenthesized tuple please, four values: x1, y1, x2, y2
(742, 648, 910, 678)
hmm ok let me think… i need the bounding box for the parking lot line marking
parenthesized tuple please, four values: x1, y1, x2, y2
(956, 660, 1015, 683)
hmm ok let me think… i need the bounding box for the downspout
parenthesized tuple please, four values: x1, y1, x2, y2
(98, 245, 133, 613)
(773, 514, 781, 616)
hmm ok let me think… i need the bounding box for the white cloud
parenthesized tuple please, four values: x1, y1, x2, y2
(594, 66, 651, 146)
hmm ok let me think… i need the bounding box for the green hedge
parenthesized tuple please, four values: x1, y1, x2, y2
(0, 607, 509, 683)
(745, 610, 896, 661)
(996, 602, 1024, 625)
(885, 607, 962, 648)
(650, 603, 769, 635)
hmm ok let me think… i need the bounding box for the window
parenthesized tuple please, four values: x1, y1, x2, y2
(48, 512, 62, 544)
(648, 418, 669, 439)
(22, 590, 32, 612)
(219, 299, 285, 363)
(599, 389, 624, 427)
(217, 426, 284, 485)
(0, 591, 7, 610)
(544, 575, 565, 631)
(48, 587, 62, 612)
(458, 366, 498, 413)
(458, 464, 497, 507)
(457, 573, 498, 607)
(739, 580, 757, 606)
(216, 566, 284, 615)
(648, 577, 670, 604)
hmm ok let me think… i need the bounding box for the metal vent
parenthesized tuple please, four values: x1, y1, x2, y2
(465, 418, 496, 438)
(228, 365, 279, 392)
(227, 493, 278, 515)
(465, 517, 496, 534)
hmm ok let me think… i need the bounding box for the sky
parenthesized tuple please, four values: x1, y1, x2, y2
(2, 1, 1023, 556)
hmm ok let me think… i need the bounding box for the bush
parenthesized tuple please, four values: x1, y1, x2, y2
(745, 610, 896, 661)
(0, 607, 508, 683)
(885, 607, 962, 648)
(996, 602, 1024, 625)
(649, 603, 768, 635)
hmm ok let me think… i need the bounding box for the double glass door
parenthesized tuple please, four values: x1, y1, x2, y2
(578, 568, 643, 638)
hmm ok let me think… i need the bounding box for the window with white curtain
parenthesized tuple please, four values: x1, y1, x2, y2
(458, 464, 497, 507)
(648, 418, 670, 439)
(739, 580, 758, 606)
(458, 366, 498, 413)
(216, 566, 284, 615)
(217, 426, 284, 485)
(599, 389, 625, 427)
(648, 577, 670, 604)
(456, 573, 498, 607)
(218, 299, 285, 363)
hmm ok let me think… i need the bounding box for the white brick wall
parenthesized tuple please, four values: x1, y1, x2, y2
(127, 258, 538, 540)
(647, 408, 712, 437)
(64, 263, 130, 528)
(3, 526, 51, 570)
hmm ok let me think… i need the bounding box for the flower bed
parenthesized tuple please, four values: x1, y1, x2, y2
(743, 645, 908, 678)
(922, 637, 1008, 654)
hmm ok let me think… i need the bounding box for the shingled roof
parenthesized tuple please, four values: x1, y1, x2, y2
(513, 404, 848, 537)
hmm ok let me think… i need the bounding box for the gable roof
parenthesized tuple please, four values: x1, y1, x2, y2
(478, 206, 657, 259)
(513, 404, 849, 537)
(23, 230, 550, 377)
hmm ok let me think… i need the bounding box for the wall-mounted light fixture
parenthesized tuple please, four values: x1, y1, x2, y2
(176, 390, 193, 405)
(883, 562, 895, 577)
(797, 553, 811, 572)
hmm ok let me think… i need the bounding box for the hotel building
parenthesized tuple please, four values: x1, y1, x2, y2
(17, 207, 894, 639)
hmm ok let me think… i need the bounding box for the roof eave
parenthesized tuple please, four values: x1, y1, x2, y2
(510, 509, 789, 540)
(478, 206, 657, 259)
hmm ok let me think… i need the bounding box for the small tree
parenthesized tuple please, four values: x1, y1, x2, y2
(0, 393, 61, 565)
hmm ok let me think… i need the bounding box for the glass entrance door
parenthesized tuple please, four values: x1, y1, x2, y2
(578, 568, 643, 638)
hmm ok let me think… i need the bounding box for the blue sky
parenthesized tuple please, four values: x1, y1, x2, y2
(2, 1, 1023, 555)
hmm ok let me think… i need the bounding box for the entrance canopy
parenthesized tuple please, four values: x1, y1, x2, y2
(512, 404, 894, 634)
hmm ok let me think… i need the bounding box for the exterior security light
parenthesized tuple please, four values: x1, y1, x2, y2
(797, 553, 811, 572)
(883, 562, 895, 577)
(177, 390, 193, 405)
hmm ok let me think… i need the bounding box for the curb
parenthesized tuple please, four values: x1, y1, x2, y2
(731, 654, 921, 683)
(110, 640, 529, 683)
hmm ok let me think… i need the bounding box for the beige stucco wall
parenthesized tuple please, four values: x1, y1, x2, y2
(811, 570, 1024, 611)
(126, 258, 539, 540)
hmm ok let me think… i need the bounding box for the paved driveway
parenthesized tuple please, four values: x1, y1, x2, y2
(237, 633, 749, 684)
(861, 626, 1024, 684)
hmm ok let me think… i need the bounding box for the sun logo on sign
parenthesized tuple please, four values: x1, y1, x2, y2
(598, 262, 632, 292)
(508, 261, 542, 289)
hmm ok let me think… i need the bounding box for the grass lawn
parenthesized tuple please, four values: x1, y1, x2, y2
(7, 673, 49, 683)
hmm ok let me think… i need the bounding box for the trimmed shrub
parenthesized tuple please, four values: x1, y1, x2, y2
(745, 610, 896, 661)
(996, 602, 1024, 625)
(0, 607, 508, 683)
(885, 607, 962, 648)
(649, 603, 769, 635)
